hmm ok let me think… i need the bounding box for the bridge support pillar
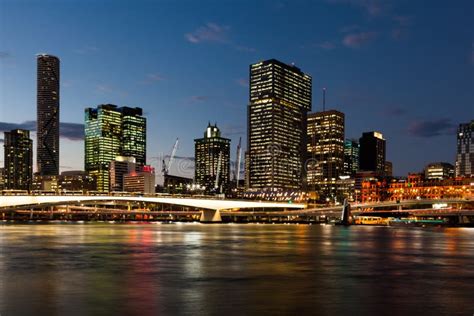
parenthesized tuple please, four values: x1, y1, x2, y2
(200, 210, 222, 223)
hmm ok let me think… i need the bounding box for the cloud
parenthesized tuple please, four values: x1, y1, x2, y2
(189, 95, 210, 102)
(185, 23, 229, 44)
(342, 31, 378, 48)
(0, 121, 84, 141)
(407, 118, 456, 138)
(326, 0, 385, 17)
(235, 78, 248, 87)
(0, 138, 3, 143)
(221, 124, 246, 137)
(318, 41, 337, 50)
(95, 84, 128, 97)
(185, 22, 256, 52)
(140, 73, 165, 84)
(0, 51, 11, 59)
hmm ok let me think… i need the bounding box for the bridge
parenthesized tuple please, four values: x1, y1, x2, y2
(0, 195, 472, 223)
(0, 195, 305, 222)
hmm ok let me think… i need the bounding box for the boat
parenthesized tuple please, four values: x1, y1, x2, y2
(388, 218, 448, 227)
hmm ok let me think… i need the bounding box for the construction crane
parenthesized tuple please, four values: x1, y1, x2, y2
(234, 137, 242, 187)
(162, 138, 179, 176)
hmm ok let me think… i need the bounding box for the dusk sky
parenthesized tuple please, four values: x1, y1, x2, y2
(0, 0, 473, 182)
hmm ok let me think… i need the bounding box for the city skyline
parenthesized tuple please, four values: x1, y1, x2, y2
(0, 0, 473, 179)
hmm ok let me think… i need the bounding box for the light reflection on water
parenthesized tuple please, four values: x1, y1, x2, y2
(1, 223, 474, 315)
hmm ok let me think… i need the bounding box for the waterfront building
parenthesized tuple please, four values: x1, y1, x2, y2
(307, 110, 345, 202)
(84, 104, 146, 192)
(32, 171, 96, 193)
(388, 177, 473, 201)
(123, 165, 155, 194)
(163, 174, 193, 194)
(0, 168, 4, 190)
(37, 54, 60, 176)
(246, 59, 312, 190)
(344, 139, 359, 177)
(3, 129, 33, 190)
(359, 131, 386, 176)
(424, 162, 454, 180)
(110, 156, 137, 192)
(455, 120, 473, 177)
(194, 123, 230, 193)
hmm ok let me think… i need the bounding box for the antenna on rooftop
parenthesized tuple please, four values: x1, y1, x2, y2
(322, 88, 326, 112)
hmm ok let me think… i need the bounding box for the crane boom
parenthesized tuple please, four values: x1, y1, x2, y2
(235, 137, 242, 187)
(162, 138, 179, 176)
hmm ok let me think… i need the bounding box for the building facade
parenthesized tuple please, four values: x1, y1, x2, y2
(359, 131, 386, 176)
(123, 166, 155, 194)
(110, 156, 137, 192)
(344, 139, 359, 177)
(456, 120, 473, 177)
(85, 104, 146, 192)
(424, 162, 454, 180)
(3, 129, 33, 190)
(194, 123, 230, 193)
(246, 59, 312, 190)
(307, 110, 345, 201)
(37, 54, 60, 176)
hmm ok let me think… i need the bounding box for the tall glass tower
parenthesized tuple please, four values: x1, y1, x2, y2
(456, 120, 473, 177)
(37, 54, 60, 175)
(246, 59, 312, 190)
(84, 104, 146, 192)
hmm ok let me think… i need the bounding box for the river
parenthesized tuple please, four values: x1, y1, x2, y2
(0, 223, 473, 315)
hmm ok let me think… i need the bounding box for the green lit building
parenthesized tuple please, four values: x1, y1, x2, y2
(246, 59, 312, 190)
(194, 123, 230, 193)
(84, 104, 146, 192)
(344, 139, 360, 177)
(3, 129, 33, 190)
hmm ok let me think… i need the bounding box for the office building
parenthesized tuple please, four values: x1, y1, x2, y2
(455, 120, 473, 177)
(344, 139, 359, 177)
(359, 131, 386, 176)
(37, 54, 60, 175)
(32, 171, 96, 193)
(123, 166, 155, 194)
(110, 156, 137, 192)
(384, 161, 393, 177)
(194, 123, 230, 193)
(0, 168, 4, 190)
(307, 110, 345, 201)
(84, 104, 146, 192)
(425, 162, 454, 180)
(246, 59, 312, 190)
(3, 129, 33, 190)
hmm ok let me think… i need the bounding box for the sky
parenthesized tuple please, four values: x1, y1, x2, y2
(0, 0, 473, 182)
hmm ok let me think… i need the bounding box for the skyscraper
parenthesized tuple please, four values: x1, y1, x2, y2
(307, 110, 345, 200)
(3, 129, 33, 190)
(344, 139, 360, 177)
(37, 54, 60, 176)
(359, 131, 386, 176)
(195, 123, 230, 193)
(455, 120, 473, 177)
(84, 104, 146, 191)
(246, 59, 312, 190)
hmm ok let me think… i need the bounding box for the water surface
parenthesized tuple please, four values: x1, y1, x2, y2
(1, 223, 473, 315)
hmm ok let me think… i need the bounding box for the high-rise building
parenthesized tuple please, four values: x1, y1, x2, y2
(344, 139, 359, 177)
(195, 123, 230, 193)
(384, 161, 393, 177)
(110, 156, 136, 192)
(0, 168, 5, 190)
(246, 59, 312, 190)
(455, 120, 473, 177)
(37, 54, 60, 176)
(424, 162, 454, 180)
(3, 129, 33, 190)
(307, 110, 345, 200)
(84, 104, 146, 192)
(359, 131, 386, 176)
